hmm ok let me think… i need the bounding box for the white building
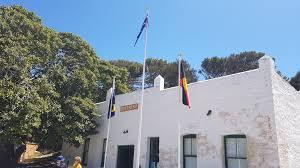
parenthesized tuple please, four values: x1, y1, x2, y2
(62, 56, 300, 168)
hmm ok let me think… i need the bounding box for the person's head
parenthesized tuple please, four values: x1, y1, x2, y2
(74, 156, 81, 164)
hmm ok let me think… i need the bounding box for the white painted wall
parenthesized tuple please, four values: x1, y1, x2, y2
(271, 66, 300, 168)
(62, 56, 299, 168)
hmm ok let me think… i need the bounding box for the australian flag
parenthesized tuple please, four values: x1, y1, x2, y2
(134, 14, 149, 47)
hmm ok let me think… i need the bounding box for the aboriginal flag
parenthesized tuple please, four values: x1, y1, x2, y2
(179, 61, 191, 108)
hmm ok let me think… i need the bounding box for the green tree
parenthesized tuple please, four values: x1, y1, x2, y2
(109, 60, 142, 91)
(199, 51, 265, 79)
(0, 6, 129, 148)
(290, 71, 300, 91)
(0, 5, 62, 146)
(199, 51, 290, 82)
(146, 58, 198, 88)
(110, 58, 198, 90)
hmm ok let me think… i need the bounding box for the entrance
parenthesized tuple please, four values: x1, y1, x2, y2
(116, 145, 134, 168)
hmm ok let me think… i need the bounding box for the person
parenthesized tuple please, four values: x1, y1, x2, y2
(72, 156, 82, 168)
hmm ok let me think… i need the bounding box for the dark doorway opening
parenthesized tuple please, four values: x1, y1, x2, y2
(0, 144, 15, 168)
(116, 145, 134, 168)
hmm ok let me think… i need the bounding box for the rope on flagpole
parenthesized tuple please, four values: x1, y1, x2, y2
(103, 77, 115, 168)
(136, 10, 149, 168)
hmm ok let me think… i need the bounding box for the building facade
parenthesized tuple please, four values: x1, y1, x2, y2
(62, 56, 300, 168)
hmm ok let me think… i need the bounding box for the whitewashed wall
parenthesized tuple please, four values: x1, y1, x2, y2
(271, 65, 300, 168)
(62, 56, 299, 168)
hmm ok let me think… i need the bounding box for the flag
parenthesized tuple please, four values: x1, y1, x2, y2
(107, 88, 116, 119)
(134, 14, 149, 47)
(179, 61, 191, 108)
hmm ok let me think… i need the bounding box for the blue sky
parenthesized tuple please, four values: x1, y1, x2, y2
(2, 0, 300, 78)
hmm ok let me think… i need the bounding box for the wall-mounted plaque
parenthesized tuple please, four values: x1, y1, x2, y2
(120, 103, 139, 112)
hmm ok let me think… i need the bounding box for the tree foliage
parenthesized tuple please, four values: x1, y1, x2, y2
(199, 51, 265, 79)
(110, 58, 198, 90)
(0, 6, 129, 147)
(290, 71, 300, 91)
(109, 60, 142, 91)
(0, 5, 61, 146)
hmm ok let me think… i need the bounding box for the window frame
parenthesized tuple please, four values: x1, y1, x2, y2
(224, 134, 247, 168)
(82, 138, 91, 166)
(100, 138, 107, 167)
(183, 134, 197, 168)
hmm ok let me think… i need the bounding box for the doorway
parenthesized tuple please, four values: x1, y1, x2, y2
(116, 145, 134, 168)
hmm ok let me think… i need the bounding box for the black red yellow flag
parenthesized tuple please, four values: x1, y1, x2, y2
(179, 61, 191, 108)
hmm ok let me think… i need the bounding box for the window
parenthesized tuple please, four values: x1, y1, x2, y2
(183, 134, 197, 168)
(82, 138, 90, 166)
(149, 137, 159, 168)
(224, 135, 247, 168)
(100, 138, 107, 167)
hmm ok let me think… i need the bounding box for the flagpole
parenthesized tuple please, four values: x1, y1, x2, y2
(177, 54, 182, 168)
(178, 54, 182, 103)
(136, 11, 148, 168)
(103, 77, 115, 168)
(178, 121, 181, 168)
